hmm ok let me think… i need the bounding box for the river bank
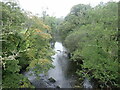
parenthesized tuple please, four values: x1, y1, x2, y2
(23, 42, 93, 89)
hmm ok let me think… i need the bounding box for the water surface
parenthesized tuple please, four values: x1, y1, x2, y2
(24, 42, 93, 88)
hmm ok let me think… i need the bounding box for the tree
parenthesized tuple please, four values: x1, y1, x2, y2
(58, 2, 119, 88)
(1, 1, 53, 88)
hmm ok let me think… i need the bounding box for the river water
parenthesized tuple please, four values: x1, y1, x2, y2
(48, 42, 73, 88)
(24, 42, 93, 88)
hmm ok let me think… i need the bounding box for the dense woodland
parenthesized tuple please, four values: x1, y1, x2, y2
(58, 2, 119, 88)
(1, 1, 55, 88)
(1, 1, 120, 89)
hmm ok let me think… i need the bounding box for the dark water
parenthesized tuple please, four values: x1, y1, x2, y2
(24, 42, 92, 88)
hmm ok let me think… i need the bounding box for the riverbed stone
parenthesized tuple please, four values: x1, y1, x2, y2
(48, 77, 56, 83)
(56, 85, 60, 88)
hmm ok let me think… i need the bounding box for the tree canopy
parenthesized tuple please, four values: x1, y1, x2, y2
(1, 0, 119, 89)
(1, 1, 54, 88)
(58, 2, 119, 88)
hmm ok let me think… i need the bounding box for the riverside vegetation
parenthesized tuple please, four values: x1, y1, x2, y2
(1, 1, 120, 89)
(58, 1, 119, 88)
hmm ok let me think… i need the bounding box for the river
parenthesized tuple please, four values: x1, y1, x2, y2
(24, 42, 93, 88)
(48, 42, 73, 88)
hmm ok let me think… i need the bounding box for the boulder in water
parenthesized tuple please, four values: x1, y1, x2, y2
(57, 50, 61, 52)
(56, 85, 60, 88)
(83, 78, 92, 88)
(48, 77, 56, 83)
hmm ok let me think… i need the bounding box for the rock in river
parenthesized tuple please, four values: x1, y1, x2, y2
(48, 77, 56, 83)
(56, 85, 60, 88)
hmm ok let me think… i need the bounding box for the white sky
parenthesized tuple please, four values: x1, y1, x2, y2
(18, 0, 119, 17)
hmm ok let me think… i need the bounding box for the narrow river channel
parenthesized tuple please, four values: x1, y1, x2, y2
(24, 42, 92, 88)
(48, 42, 73, 88)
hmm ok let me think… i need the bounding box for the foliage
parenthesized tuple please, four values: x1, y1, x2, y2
(1, 1, 53, 88)
(58, 2, 119, 88)
(42, 15, 63, 41)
